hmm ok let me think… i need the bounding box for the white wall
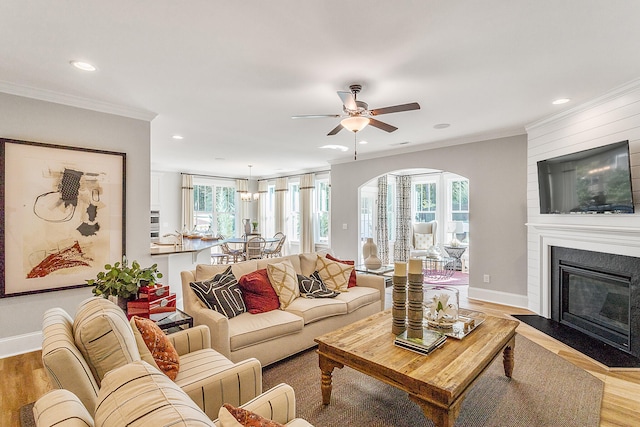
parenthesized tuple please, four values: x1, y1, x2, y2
(330, 135, 528, 307)
(526, 78, 640, 315)
(0, 92, 153, 357)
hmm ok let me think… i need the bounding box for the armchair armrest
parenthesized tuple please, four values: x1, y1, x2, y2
(213, 383, 299, 426)
(167, 324, 211, 355)
(33, 389, 94, 427)
(178, 356, 263, 420)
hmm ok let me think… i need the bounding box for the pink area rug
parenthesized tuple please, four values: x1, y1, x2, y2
(424, 271, 469, 285)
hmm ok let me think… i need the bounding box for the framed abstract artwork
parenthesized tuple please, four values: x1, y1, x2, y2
(0, 138, 126, 297)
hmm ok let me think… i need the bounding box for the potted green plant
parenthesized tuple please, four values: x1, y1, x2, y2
(88, 257, 163, 309)
(252, 221, 258, 233)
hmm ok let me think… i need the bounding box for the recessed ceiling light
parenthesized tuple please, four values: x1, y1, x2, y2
(434, 123, 450, 129)
(320, 144, 349, 152)
(172, 135, 184, 140)
(70, 60, 97, 71)
(359, 140, 369, 145)
(552, 98, 570, 105)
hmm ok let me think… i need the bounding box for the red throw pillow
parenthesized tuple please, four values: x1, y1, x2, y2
(325, 253, 357, 288)
(238, 269, 280, 314)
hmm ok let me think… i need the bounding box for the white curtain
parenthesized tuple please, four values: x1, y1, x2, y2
(376, 175, 389, 264)
(300, 173, 315, 253)
(181, 174, 194, 232)
(258, 180, 269, 236)
(274, 177, 288, 243)
(394, 175, 412, 262)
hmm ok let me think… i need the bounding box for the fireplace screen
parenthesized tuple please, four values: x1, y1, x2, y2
(561, 264, 630, 351)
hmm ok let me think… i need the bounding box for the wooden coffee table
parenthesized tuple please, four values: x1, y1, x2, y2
(314, 309, 519, 427)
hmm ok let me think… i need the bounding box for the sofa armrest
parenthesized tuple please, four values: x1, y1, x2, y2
(355, 273, 386, 311)
(180, 356, 263, 421)
(167, 324, 211, 355)
(33, 389, 94, 427)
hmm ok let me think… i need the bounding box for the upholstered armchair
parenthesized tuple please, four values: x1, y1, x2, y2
(33, 361, 312, 427)
(41, 297, 262, 420)
(409, 220, 438, 258)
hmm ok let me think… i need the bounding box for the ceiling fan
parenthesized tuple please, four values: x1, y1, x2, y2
(292, 84, 420, 136)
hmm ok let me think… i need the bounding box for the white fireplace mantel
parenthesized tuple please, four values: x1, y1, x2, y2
(527, 222, 640, 317)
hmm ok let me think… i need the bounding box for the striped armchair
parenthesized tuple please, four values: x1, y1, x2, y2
(33, 361, 312, 426)
(41, 297, 262, 420)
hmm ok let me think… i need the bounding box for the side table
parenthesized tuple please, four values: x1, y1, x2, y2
(355, 264, 394, 287)
(153, 309, 193, 334)
(443, 246, 467, 271)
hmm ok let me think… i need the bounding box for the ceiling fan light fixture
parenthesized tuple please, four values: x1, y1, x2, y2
(341, 116, 370, 132)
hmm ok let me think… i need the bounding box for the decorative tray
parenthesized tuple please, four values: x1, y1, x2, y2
(424, 308, 486, 340)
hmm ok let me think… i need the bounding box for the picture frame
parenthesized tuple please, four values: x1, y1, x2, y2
(0, 138, 126, 297)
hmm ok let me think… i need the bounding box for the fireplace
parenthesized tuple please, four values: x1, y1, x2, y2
(551, 246, 640, 359)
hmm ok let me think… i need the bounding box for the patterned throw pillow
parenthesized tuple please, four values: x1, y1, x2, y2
(219, 404, 285, 427)
(297, 271, 340, 298)
(237, 269, 280, 314)
(131, 316, 180, 380)
(266, 260, 299, 309)
(325, 253, 357, 288)
(414, 233, 434, 250)
(315, 256, 353, 292)
(189, 266, 246, 318)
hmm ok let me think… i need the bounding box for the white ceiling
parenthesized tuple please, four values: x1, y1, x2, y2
(2, 1, 640, 178)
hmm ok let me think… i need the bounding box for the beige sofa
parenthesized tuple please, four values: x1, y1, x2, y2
(181, 252, 386, 366)
(33, 360, 312, 426)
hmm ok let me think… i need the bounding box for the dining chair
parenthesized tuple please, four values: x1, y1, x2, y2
(263, 233, 286, 258)
(211, 234, 230, 264)
(245, 236, 267, 260)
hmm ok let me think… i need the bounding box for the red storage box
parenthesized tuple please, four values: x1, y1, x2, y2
(139, 285, 170, 301)
(127, 293, 176, 319)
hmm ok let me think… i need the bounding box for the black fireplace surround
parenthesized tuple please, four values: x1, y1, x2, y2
(551, 246, 640, 359)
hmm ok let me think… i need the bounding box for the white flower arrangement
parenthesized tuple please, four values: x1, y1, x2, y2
(427, 292, 458, 322)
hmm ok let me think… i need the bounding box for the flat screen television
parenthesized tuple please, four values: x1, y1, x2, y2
(537, 140, 635, 214)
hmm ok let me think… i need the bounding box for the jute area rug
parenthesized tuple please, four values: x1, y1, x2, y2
(263, 334, 603, 427)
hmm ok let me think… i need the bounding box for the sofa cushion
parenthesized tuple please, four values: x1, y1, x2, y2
(238, 269, 280, 314)
(73, 297, 140, 385)
(298, 253, 319, 277)
(95, 360, 214, 426)
(297, 272, 339, 298)
(229, 311, 303, 351)
(220, 404, 285, 427)
(131, 316, 180, 380)
(325, 253, 357, 288)
(285, 296, 347, 324)
(256, 255, 302, 274)
(190, 266, 247, 318)
(315, 256, 353, 292)
(267, 260, 299, 309)
(335, 286, 380, 313)
(196, 261, 259, 281)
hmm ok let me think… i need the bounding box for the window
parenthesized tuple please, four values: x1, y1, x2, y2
(315, 179, 330, 243)
(360, 188, 376, 243)
(288, 183, 300, 241)
(449, 178, 469, 243)
(193, 181, 236, 237)
(413, 181, 437, 222)
(263, 184, 275, 237)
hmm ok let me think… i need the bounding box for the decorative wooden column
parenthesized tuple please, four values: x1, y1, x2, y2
(407, 258, 424, 339)
(392, 262, 407, 335)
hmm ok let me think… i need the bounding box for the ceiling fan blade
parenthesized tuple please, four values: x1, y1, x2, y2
(327, 123, 344, 136)
(370, 102, 421, 116)
(337, 91, 357, 111)
(292, 114, 341, 119)
(368, 118, 398, 133)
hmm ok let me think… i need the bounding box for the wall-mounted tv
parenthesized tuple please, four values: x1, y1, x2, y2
(537, 140, 634, 214)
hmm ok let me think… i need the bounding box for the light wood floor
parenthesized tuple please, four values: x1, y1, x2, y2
(2, 286, 640, 427)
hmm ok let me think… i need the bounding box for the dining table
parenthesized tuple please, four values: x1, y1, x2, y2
(224, 236, 280, 254)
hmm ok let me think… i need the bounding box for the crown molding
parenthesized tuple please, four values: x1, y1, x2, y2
(525, 77, 640, 132)
(0, 80, 157, 122)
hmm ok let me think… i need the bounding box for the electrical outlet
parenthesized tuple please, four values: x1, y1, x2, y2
(342, 223, 348, 230)
(483, 274, 490, 283)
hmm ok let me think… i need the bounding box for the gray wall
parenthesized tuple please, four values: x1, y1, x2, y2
(0, 92, 152, 356)
(330, 134, 529, 306)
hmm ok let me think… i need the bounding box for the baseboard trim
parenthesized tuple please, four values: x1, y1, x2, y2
(0, 331, 42, 358)
(467, 286, 529, 309)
